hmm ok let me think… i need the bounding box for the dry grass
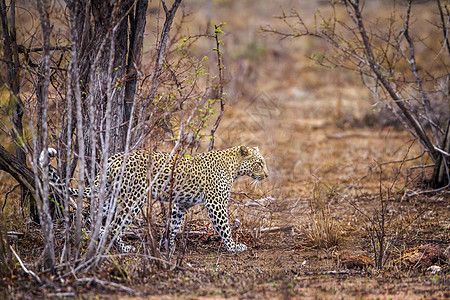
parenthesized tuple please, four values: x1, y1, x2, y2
(303, 182, 342, 250)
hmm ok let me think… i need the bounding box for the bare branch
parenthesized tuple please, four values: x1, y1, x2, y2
(436, 0, 450, 56)
(434, 145, 450, 157)
(0, 145, 35, 192)
(10, 245, 42, 284)
(342, 0, 438, 162)
(209, 24, 226, 151)
(76, 277, 138, 295)
(1, 185, 19, 213)
(403, 0, 442, 147)
(144, 0, 183, 108)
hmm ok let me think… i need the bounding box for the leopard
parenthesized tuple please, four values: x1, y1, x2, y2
(40, 145, 269, 253)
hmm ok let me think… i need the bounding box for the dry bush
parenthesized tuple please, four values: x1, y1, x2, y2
(303, 182, 342, 249)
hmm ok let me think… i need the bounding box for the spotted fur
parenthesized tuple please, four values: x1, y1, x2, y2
(41, 146, 269, 253)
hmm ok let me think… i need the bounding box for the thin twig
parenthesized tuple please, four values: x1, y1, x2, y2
(17, 45, 71, 53)
(77, 277, 138, 295)
(434, 145, 450, 157)
(2, 183, 19, 212)
(144, 0, 182, 108)
(378, 152, 425, 166)
(9, 245, 42, 284)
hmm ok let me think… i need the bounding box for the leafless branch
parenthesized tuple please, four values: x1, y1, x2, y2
(10, 245, 42, 284)
(434, 145, 450, 157)
(403, 0, 442, 147)
(1, 184, 19, 212)
(144, 0, 182, 108)
(436, 0, 450, 56)
(76, 277, 138, 295)
(209, 24, 226, 151)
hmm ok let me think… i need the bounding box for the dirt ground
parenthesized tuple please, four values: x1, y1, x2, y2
(1, 0, 450, 299)
(3, 102, 449, 298)
(4, 208, 449, 299)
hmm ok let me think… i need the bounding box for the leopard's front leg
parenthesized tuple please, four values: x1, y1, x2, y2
(205, 200, 247, 252)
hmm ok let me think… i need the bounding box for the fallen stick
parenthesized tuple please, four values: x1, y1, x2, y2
(292, 269, 365, 276)
(256, 226, 293, 233)
(9, 245, 42, 284)
(7, 231, 24, 238)
(77, 277, 138, 295)
(46, 292, 75, 297)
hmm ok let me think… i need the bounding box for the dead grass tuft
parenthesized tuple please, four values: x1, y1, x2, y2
(303, 183, 342, 249)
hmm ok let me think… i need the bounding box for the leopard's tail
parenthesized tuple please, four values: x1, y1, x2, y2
(39, 148, 85, 209)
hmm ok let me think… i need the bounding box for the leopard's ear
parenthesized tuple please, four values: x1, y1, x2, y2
(239, 145, 250, 157)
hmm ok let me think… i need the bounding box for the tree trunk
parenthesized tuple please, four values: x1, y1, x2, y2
(432, 121, 450, 187)
(36, 0, 55, 273)
(0, 145, 35, 193)
(0, 0, 36, 222)
(123, 0, 148, 140)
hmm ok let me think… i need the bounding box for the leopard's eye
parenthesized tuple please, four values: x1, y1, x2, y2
(255, 161, 263, 169)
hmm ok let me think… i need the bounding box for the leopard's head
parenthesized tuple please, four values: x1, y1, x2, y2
(237, 146, 269, 182)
